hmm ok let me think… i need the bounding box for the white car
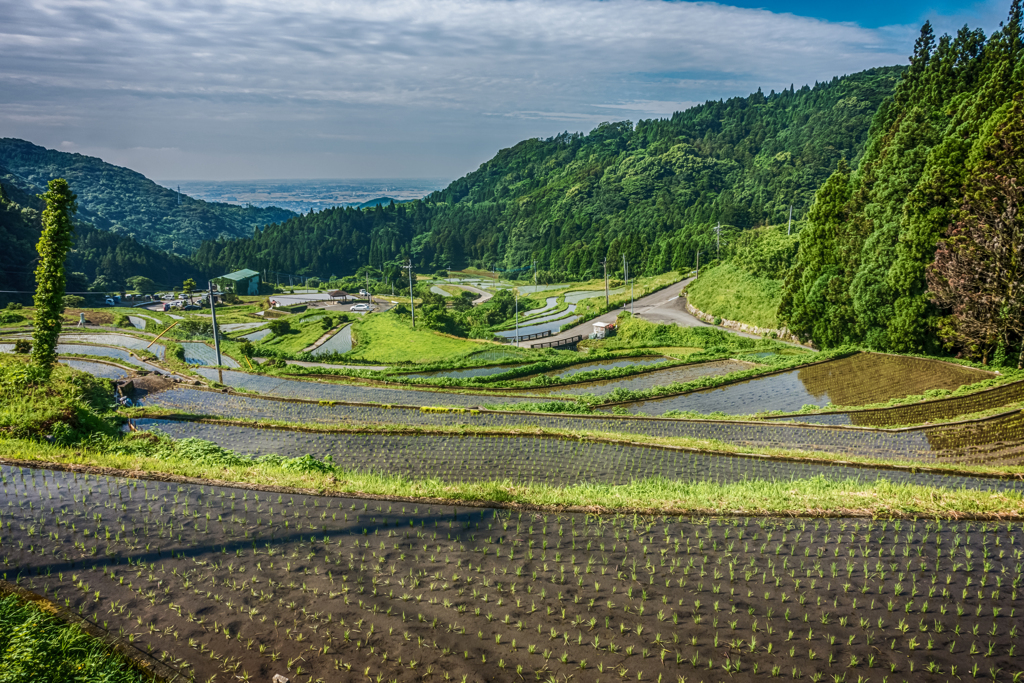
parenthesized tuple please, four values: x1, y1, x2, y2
(350, 303, 373, 312)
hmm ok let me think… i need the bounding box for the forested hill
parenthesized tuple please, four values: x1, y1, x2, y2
(780, 2, 1023, 365)
(192, 67, 901, 281)
(0, 139, 295, 255)
(0, 168, 206, 301)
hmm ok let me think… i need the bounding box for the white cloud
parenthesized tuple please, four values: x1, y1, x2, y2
(0, 0, 922, 178)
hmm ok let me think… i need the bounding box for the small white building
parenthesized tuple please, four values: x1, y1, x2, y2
(593, 321, 612, 339)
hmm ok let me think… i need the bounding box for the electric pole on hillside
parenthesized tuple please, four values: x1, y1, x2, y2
(787, 205, 793, 235)
(602, 259, 609, 307)
(714, 223, 722, 260)
(207, 280, 223, 368)
(403, 259, 415, 328)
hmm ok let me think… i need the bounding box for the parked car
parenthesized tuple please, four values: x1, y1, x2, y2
(104, 297, 116, 306)
(359, 289, 369, 297)
(350, 303, 373, 312)
(182, 304, 201, 311)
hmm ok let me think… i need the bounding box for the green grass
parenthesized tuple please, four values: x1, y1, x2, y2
(686, 262, 784, 328)
(344, 311, 492, 364)
(0, 589, 155, 683)
(0, 353, 121, 441)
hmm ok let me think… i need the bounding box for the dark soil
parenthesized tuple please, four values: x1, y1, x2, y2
(2, 465, 1022, 683)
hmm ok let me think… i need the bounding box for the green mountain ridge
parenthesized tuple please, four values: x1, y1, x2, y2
(0, 138, 296, 255)
(192, 66, 902, 282)
(0, 162, 206, 301)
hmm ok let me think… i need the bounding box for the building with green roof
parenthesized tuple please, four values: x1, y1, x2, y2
(213, 268, 260, 295)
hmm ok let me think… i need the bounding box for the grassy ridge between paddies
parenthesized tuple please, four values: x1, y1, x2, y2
(685, 261, 784, 329)
(1, 434, 1021, 519)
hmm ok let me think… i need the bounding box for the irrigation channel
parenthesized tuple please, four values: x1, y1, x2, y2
(1, 465, 1022, 683)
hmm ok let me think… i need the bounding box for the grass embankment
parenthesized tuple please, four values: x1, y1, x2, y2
(0, 434, 1021, 519)
(686, 262, 784, 328)
(0, 588, 159, 682)
(344, 312, 492, 364)
(570, 270, 685, 325)
(0, 353, 121, 441)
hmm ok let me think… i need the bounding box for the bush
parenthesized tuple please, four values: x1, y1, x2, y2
(434, 269, 449, 279)
(238, 341, 255, 358)
(713, 316, 723, 325)
(267, 319, 292, 335)
(176, 318, 218, 339)
(62, 295, 86, 308)
(0, 312, 25, 325)
(5, 303, 23, 311)
(13, 340, 30, 354)
(320, 315, 334, 331)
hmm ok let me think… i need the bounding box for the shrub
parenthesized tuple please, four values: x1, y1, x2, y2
(713, 316, 723, 325)
(13, 340, 30, 354)
(5, 302, 23, 311)
(238, 341, 255, 358)
(320, 315, 334, 331)
(176, 318, 218, 339)
(267, 319, 292, 335)
(62, 295, 85, 308)
(0, 312, 25, 325)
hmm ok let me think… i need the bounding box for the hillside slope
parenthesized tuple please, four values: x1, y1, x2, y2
(0, 139, 295, 255)
(0, 169, 206, 300)
(780, 4, 1023, 363)
(193, 67, 901, 281)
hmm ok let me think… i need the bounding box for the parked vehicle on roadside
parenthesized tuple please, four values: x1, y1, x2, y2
(350, 303, 373, 312)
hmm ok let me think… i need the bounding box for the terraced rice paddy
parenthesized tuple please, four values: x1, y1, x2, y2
(180, 342, 241, 368)
(59, 358, 133, 380)
(310, 325, 353, 356)
(543, 356, 669, 379)
(614, 353, 993, 417)
(220, 322, 267, 333)
(191, 368, 564, 408)
(529, 361, 751, 397)
(131, 419, 1019, 492)
(402, 364, 525, 380)
(3, 467, 1022, 683)
(57, 333, 166, 360)
(0, 342, 164, 373)
(126, 316, 148, 330)
(773, 380, 1024, 428)
(238, 328, 273, 342)
(141, 387, 1024, 464)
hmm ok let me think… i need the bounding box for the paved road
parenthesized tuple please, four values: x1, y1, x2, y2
(534, 277, 766, 345)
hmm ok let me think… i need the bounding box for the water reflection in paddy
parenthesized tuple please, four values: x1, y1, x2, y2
(531, 360, 751, 396)
(611, 352, 993, 416)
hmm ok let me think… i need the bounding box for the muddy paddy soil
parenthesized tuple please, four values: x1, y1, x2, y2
(2, 465, 1022, 682)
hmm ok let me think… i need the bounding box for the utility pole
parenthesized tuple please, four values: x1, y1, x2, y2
(622, 255, 628, 312)
(714, 223, 722, 260)
(787, 204, 793, 235)
(514, 288, 519, 346)
(402, 260, 416, 328)
(696, 250, 701, 278)
(602, 259, 609, 307)
(207, 280, 222, 367)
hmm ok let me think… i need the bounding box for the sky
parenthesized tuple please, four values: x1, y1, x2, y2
(0, 0, 1012, 182)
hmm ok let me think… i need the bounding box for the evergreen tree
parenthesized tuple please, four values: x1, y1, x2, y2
(32, 179, 76, 377)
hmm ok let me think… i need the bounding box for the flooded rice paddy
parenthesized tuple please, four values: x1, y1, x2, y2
(614, 353, 993, 416)
(401, 364, 524, 380)
(310, 324, 353, 356)
(179, 342, 240, 368)
(530, 360, 752, 396)
(133, 418, 1021, 491)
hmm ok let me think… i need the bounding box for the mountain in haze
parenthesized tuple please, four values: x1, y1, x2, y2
(0, 139, 296, 255)
(193, 66, 902, 281)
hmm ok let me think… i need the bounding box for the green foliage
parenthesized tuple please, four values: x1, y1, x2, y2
(0, 138, 294, 254)
(0, 353, 120, 441)
(0, 311, 25, 325)
(0, 593, 151, 683)
(687, 263, 785, 329)
(12, 340, 30, 354)
(31, 178, 76, 377)
(61, 295, 85, 308)
(781, 7, 1024, 356)
(191, 69, 899, 282)
(267, 319, 292, 336)
(175, 318, 219, 339)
